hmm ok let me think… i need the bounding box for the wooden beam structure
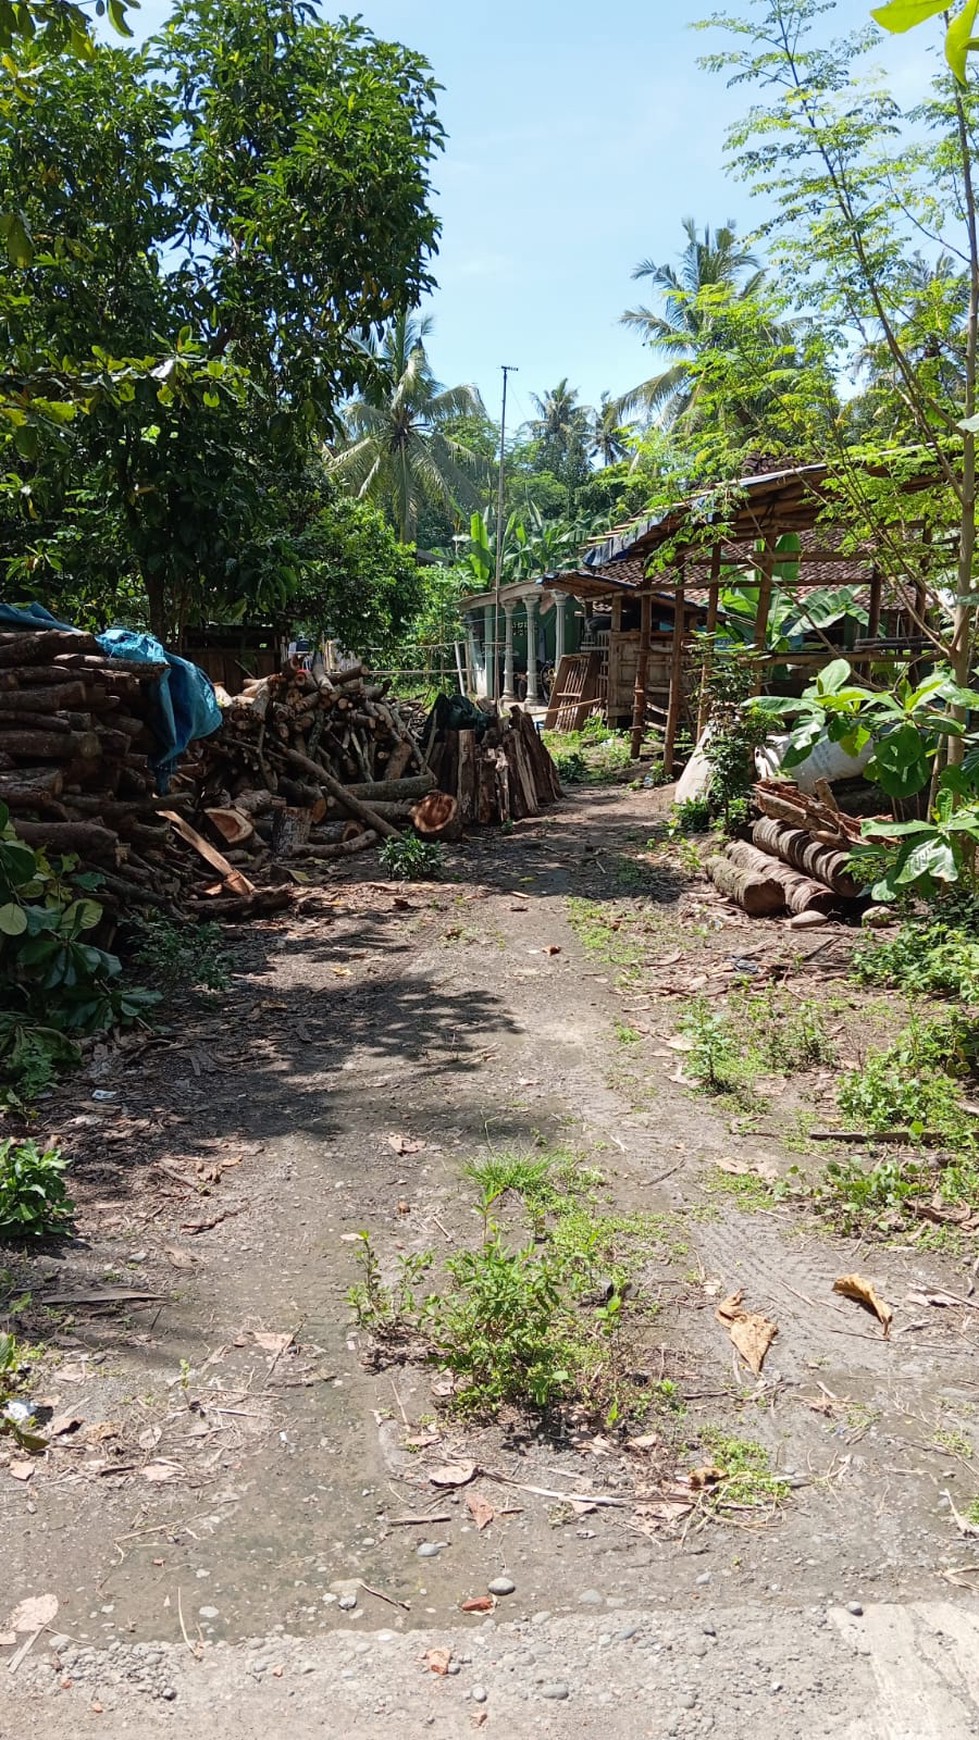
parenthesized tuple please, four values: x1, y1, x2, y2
(697, 540, 723, 738)
(663, 567, 686, 778)
(630, 590, 652, 760)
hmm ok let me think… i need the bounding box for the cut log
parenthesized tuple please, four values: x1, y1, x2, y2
(161, 811, 256, 897)
(270, 805, 312, 857)
(0, 728, 101, 760)
(340, 773, 434, 804)
(0, 630, 99, 667)
(0, 681, 90, 712)
(725, 839, 836, 915)
(707, 854, 786, 918)
(411, 790, 462, 842)
(205, 806, 255, 847)
(294, 828, 378, 861)
(10, 820, 121, 860)
(750, 817, 859, 898)
(233, 788, 276, 817)
(457, 728, 477, 825)
(280, 745, 401, 840)
(0, 765, 65, 799)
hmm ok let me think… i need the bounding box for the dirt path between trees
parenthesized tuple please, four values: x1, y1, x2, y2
(4, 785, 979, 1738)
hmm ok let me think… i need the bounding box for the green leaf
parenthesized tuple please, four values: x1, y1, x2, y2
(946, 0, 979, 81)
(2, 209, 33, 267)
(895, 838, 958, 884)
(814, 659, 852, 697)
(0, 902, 27, 936)
(871, 0, 948, 31)
(867, 722, 931, 798)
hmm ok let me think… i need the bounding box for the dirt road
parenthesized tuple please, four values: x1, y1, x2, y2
(4, 785, 979, 1737)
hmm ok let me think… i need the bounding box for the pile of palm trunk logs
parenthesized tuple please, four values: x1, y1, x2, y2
(0, 632, 562, 924)
(706, 778, 865, 920)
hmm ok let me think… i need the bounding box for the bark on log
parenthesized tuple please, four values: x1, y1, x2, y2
(707, 854, 786, 917)
(0, 728, 101, 760)
(725, 839, 836, 914)
(270, 805, 312, 857)
(750, 817, 859, 898)
(0, 631, 99, 667)
(0, 765, 65, 799)
(280, 745, 401, 840)
(11, 820, 121, 860)
(411, 790, 462, 842)
(457, 729, 477, 825)
(0, 681, 90, 712)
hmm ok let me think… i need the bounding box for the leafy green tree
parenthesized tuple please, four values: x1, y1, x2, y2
(0, 0, 445, 639)
(291, 496, 423, 660)
(701, 0, 979, 758)
(327, 313, 487, 542)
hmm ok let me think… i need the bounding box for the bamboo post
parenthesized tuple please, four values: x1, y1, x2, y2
(630, 588, 652, 760)
(663, 568, 686, 778)
(697, 539, 723, 737)
(867, 564, 883, 642)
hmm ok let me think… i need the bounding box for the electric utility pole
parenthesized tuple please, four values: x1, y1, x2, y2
(492, 364, 517, 702)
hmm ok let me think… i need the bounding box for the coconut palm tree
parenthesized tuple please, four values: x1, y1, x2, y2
(590, 393, 633, 467)
(327, 314, 488, 542)
(615, 218, 766, 428)
(527, 378, 592, 489)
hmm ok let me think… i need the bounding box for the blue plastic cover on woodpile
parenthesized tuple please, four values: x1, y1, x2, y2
(0, 603, 222, 786)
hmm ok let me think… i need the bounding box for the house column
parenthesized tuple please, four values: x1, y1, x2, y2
(463, 613, 481, 696)
(524, 594, 540, 705)
(502, 602, 516, 703)
(553, 592, 567, 668)
(483, 602, 495, 699)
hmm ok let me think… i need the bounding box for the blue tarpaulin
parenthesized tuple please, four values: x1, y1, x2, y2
(0, 603, 222, 786)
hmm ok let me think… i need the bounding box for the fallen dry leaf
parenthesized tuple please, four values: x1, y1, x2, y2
(715, 1157, 779, 1183)
(716, 1289, 778, 1374)
(7, 1594, 58, 1633)
(833, 1273, 893, 1337)
(729, 1312, 778, 1375)
(137, 1427, 162, 1452)
(8, 1462, 34, 1482)
(466, 1493, 495, 1531)
(253, 1331, 293, 1355)
(47, 1414, 83, 1438)
(404, 1431, 440, 1451)
(424, 1648, 452, 1676)
(460, 1596, 495, 1614)
(687, 1464, 724, 1491)
(570, 1499, 597, 1516)
(627, 1433, 661, 1452)
(141, 1460, 179, 1483)
(428, 1459, 476, 1488)
(165, 1247, 195, 1270)
(388, 1133, 426, 1156)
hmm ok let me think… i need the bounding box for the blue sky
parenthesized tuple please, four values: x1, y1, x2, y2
(130, 0, 931, 432)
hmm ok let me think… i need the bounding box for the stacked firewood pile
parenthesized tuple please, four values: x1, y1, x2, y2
(191, 666, 563, 862)
(706, 778, 866, 920)
(427, 707, 562, 829)
(0, 626, 209, 915)
(0, 631, 566, 919)
(189, 659, 442, 866)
